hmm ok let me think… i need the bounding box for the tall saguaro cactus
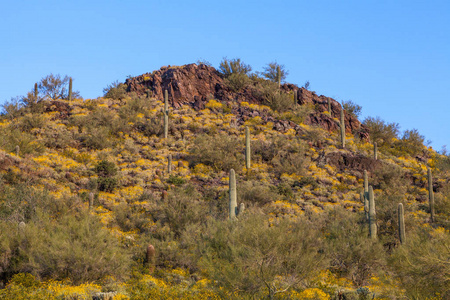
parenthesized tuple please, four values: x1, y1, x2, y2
(34, 83, 38, 100)
(428, 167, 435, 222)
(293, 90, 298, 105)
(164, 89, 169, 114)
(363, 170, 369, 220)
(229, 169, 237, 219)
(398, 203, 406, 244)
(368, 186, 377, 239)
(340, 108, 345, 148)
(277, 65, 281, 88)
(168, 154, 172, 174)
(68, 78, 73, 101)
(89, 192, 94, 210)
(245, 126, 251, 170)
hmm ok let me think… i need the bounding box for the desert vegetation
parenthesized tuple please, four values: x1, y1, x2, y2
(0, 64, 448, 299)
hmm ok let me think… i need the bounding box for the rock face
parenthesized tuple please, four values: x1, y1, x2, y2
(126, 64, 225, 108)
(125, 63, 367, 138)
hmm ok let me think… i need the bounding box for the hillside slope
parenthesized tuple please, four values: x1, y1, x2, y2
(0, 64, 448, 299)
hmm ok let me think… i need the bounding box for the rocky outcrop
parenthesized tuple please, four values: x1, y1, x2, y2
(124, 63, 367, 138)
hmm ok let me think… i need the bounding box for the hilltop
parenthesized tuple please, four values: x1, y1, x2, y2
(0, 63, 448, 299)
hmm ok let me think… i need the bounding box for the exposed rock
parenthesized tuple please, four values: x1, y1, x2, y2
(125, 63, 367, 139)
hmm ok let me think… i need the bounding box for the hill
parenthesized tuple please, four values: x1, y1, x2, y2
(0, 63, 449, 299)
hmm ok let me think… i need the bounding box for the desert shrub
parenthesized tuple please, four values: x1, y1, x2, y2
(119, 96, 149, 122)
(187, 133, 243, 172)
(71, 106, 130, 149)
(17, 113, 47, 131)
(1, 97, 23, 120)
(363, 116, 400, 147)
(0, 212, 130, 285)
(113, 202, 154, 233)
(389, 226, 450, 299)
(260, 62, 288, 84)
(0, 186, 130, 285)
(92, 160, 118, 192)
(0, 127, 45, 156)
(218, 57, 252, 77)
(322, 207, 386, 286)
(160, 184, 207, 238)
(224, 72, 251, 92)
(343, 100, 362, 118)
(35, 74, 81, 101)
(135, 116, 164, 137)
(372, 162, 406, 192)
(253, 80, 293, 112)
(42, 123, 76, 149)
(79, 126, 113, 150)
(393, 128, 425, 157)
(238, 180, 278, 205)
(218, 58, 252, 92)
(103, 80, 127, 99)
(193, 212, 327, 297)
(253, 135, 309, 177)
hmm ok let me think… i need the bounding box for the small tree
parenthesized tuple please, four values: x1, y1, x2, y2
(261, 62, 288, 84)
(343, 100, 362, 118)
(218, 57, 252, 77)
(37, 74, 81, 100)
(103, 80, 127, 99)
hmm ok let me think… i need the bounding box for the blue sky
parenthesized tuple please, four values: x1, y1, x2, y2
(1, 0, 449, 150)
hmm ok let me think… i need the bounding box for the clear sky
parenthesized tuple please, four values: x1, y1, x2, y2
(1, 0, 449, 151)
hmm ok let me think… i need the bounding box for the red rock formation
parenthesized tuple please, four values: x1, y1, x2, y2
(125, 63, 368, 139)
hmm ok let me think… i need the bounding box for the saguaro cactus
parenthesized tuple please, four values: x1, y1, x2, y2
(428, 167, 435, 222)
(146, 244, 156, 273)
(34, 83, 38, 100)
(68, 78, 73, 101)
(164, 89, 168, 114)
(168, 154, 172, 174)
(374, 142, 378, 160)
(229, 169, 237, 219)
(245, 127, 251, 170)
(277, 65, 281, 88)
(340, 108, 345, 148)
(398, 203, 406, 244)
(15, 145, 19, 156)
(293, 90, 298, 105)
(164, 113, 169, 139)
(363, 170, 369, 220)
(368, 186, 377, 239)
(89, 192, 94, 210)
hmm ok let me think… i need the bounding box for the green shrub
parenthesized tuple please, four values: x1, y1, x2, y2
(238, 180, 278, 205)
(322, 207, 386, 286)
(103, 80, 127, 99)
(92, 160, 118, 192)
(389, 226, 450, 299)
(188, 133, 243, 172)
(193, 212, 327, 297)
(343, 100, 362, 118)
(260, 62, 288, 84)
(160, 185, 206, 238)
(218, 57, 252, 77)
(253, 80, 293, 112)
(224, 72, 250, 92)
(363, 116, 400, 147)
